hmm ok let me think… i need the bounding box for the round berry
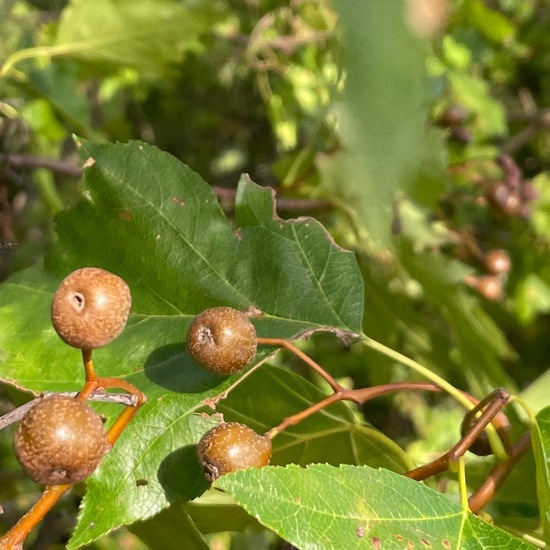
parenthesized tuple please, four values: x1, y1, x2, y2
(198, 422, 272, 483)
(436, 105, 466, 128)
(483, 249, 511, 275)
(187, 307, 257, 375)
(460, 413, 492, 456)
(51, 267, 131, 349)
(14, 396, 110, 485)
(475, 275, 503, 301)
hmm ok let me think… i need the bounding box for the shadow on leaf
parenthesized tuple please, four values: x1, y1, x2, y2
(158, 444, 209, 502)
(144, 343, 223, 394)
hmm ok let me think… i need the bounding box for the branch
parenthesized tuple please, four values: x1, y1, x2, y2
(212, 186, 333, 213)
(0, 391, 139, 431)
(0, 154, 82, 178)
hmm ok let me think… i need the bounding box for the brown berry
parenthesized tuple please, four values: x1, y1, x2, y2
(187, 307, 257, 375)
(475, 275, 503, 301)
(447, 127, 472, 144)
(197, 422, 272, 483)
(436, 105, 466, 128)
(51, 267, 131, 349)
(14, 396, 110, 485)
(460, 412, 492, 456)
(483, 249, 511, 275)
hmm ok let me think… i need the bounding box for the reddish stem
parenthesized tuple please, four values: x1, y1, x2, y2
(406, 388, 510, 480)
(257, 337, 344, 392)
(266, 382, 443, 438)
(468, 430, 532, 513)
(0, 486, 71, 549)
(82, 348, 96, 382)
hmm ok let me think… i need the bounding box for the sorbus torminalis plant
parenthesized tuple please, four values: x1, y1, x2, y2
(0, 267, 145, 550)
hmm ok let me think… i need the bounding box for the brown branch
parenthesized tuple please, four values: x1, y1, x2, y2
(257, 336, 344, 392)
(406, 388, 510, 480)
(0, 154, 82, 178)
(266, 382, 450, 438)
(468, 430, 532, 513)
(212, 186, 333, 213)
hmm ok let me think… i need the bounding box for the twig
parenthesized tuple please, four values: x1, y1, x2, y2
(0, 391, 139, 431)
(503, 108, 550, 154)
(212, 186, 333, 213)
(405, 388, 510, 480)
(257, 336, 344, 392)
(468, 430, 532, 513)
(264, 381, 487, 438)
(0, 154, 82, 178)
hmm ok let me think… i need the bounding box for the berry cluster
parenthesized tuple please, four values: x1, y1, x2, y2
(15, 268, 134, 486)
(441, 151, 538, 301)
(435, 104, 472, 145)
(186, 306, 272, 480)
(2, 285, 528, 547)
(1, 267, 144, 549)
(485, 155, 538, 220)
(465, 155, 538, 301)
(185, 306, 505, 485)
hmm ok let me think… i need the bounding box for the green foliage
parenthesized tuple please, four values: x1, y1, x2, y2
(1, 0, 550, 548)
(216, 464, 533, 549)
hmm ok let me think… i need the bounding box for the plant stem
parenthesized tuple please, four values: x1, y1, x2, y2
(361, 335, 508, 460)
(266, 381, 445, 438)
(406, 389, 510, 480)
(82, 348, 97, 382)
(362, 335, 473, 409)
(468, 430, 532, 513)
(0, 486, 71, 549)
(257, 337, 344, 392)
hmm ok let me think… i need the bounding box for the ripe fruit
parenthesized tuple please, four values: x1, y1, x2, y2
(14, 396, 110, 485)
(197, 422, 272, 483)
(51, 267, 131, 349)
(464, 274, 504, 301)
(187, 307, 257, 375)
(460, 413, 492, 456)
(483, 249, 511, 275)
(475, 275, 503, 301)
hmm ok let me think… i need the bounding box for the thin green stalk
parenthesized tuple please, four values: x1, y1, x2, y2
(361, 334, 508, 460)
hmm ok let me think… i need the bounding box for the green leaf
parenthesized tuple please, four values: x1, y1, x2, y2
(128, 501, 209, 550)
(331, 0, 446, 247)
(532, 407, 550, 544)
(54, 0, 212, 77)
(215, 464, 533, 549)
(461, 0, 516, 45)
(0, 140, 364, 545)
(24, 61, 95, 138)
(448, 73, 507, 139)
(187, 491, 263, 535)
(66, 403, 215, 548)
(515, 274, 550, 326)
(217, 365, 411, 473)
(521, 371, 550, 414)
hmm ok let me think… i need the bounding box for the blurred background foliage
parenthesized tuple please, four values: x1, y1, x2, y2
(1, 0, 550, 547)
